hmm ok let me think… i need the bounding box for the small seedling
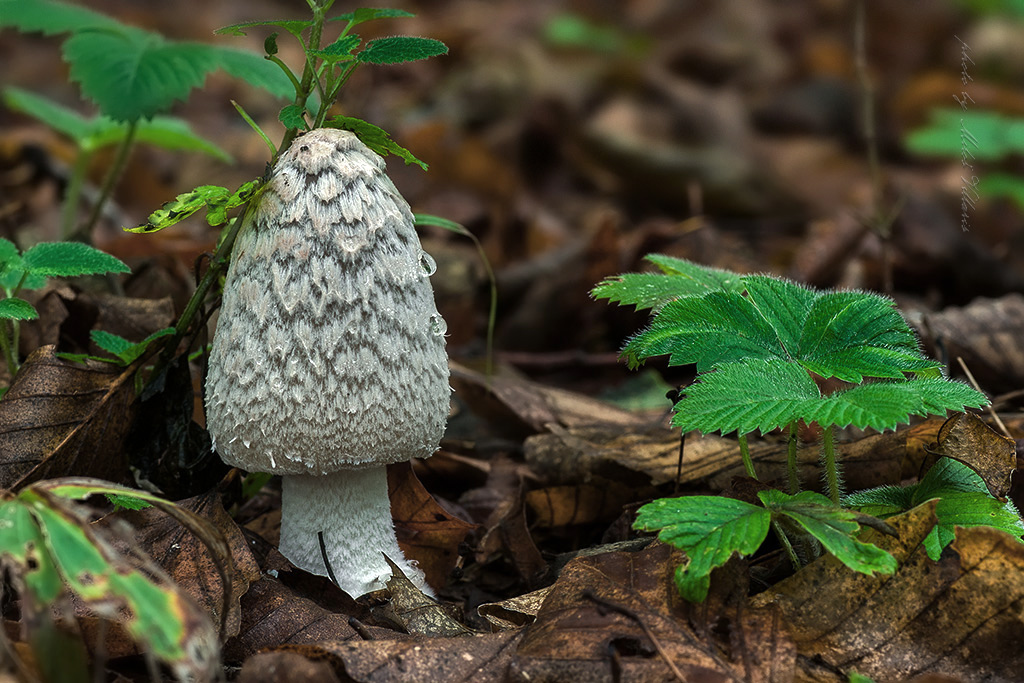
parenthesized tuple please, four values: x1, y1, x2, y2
(0, 238, 129, 380)
(595, 255, 994, 601)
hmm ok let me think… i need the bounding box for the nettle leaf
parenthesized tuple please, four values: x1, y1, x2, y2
(633, 496, 770, 602)
(335, 8, 416, 25)
(0, 238, 23, 271)
(592, 255, 742, 312)
(623, 291, 784, 370)
(22, 242, 129, 278)
(327, 116, 428, 170)
(744, 275, 818, 353)
(797, 291, 934, 381)
(759, 489, 897, 576)
(675, 361, 986, 436)
(356, 36, 448, 65)
(0, 298, 39, 321)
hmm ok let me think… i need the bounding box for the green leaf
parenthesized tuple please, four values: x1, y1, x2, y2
(91, 327, 174, 365)
(327, 115, 428, 170)
(129, 181, 259, 233)
(313, 34, 361, 62)
(672, 359, 820, 435)
(3, 87, 92, 141)
(0, 0, 120, 34)
(414, 213, 471, 237)
(760, 489, 897, 576)
(634, 496, 770, 602)
(0, 238, 24, 271)
(22, 242, 129, 278)
(907, 108, 1024, 162)
(105, 493, 152, 511)
(743, 275, 819, 354)
(356, 36, 448, 65)
(279, 104, 309, 131)
(3, 88, 230, 161)
(978, 172, 1024, 211)
(334, 8, 416, 25)
(623, 291, 784, 370)
(797, 290, 934, 381)
(593, 255, 743, 312)
(0, 298, 39, 321)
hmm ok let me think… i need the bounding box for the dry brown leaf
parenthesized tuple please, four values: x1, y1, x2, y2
(0, 346, 136, 490)
(387, 461, 477, 594)
(477, 586, 551, 631)
(112, 489, 261, 640)
(931, 412, 1016, 499)
(753, 501, 1024, 682)
(372, 556, 475, 637)
(917, 294, 1024, 394)
(276, 630, 523, 683)
(222, 577, 395, 665)
(525, 482, 636, 527)
(511, 542, 795, 682)
(237, 651, 340, 683)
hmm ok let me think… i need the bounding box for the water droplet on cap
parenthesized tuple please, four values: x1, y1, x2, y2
(430, 314, 447, 336)
(419, 251, 437, 276)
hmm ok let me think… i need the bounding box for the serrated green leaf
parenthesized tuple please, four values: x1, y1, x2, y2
(279, 104, 308, 131)
(743, 275, 819, 354)
(0, 238, 23, 270)
(843, 485, 914, 518)
(592, 256, 742, 312)
(0, 297, 39, 321)
(313, 34, 361, 61)
(91, 327, 174, 365)
(334, 8, 416, 25)
(759, 489, 897, 576)
(60, 26, 290, 122)
(624, 291, 783, 370)
(357, 36, 448, 65)
(22, 242, 129, 278)
(105, 493, 152, 511)
(672, 359, 820, 435)
(327, 115, 428, 170)
(634, 495, 770, 602)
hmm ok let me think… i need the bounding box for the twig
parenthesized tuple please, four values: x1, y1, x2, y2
(957, 356, 1010, 438)
(581, 590, 686, 682)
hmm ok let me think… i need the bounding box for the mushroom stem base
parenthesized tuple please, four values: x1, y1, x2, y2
(278, 467, 432, 598)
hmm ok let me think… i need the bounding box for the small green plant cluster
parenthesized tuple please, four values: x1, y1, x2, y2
(908, 108, 1024, 210)
(594, 255, 1005, 601)
(0, 238, 129, 378)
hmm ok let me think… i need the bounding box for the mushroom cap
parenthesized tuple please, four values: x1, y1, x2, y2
(205, 129, 450, 475)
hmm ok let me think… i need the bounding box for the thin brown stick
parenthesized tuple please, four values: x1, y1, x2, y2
(957, 356, 1010, 438)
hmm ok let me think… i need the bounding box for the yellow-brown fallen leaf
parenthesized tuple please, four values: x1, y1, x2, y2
(930, 412, 1016, 499)
(752, 501, 1024, 682)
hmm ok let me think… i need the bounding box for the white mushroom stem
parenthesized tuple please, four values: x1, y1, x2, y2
(278, 467, 433, 598)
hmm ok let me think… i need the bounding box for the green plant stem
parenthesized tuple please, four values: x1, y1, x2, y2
(771, 520, 801, 572)
(822, 424, 840, 503)
(279, 4, 327, 156)
(787, 421, 800, 494)
(60, 151, 93, 240)
(738, 433, 757, 479)
(77, 121, 138, 242)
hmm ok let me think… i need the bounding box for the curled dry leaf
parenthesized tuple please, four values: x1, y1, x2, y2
(374, 555, 475, 637)
(0, 346, 136, 489)
(753, 501, 1024, 682)
(387, 461, 477, 593)
(477, 586, 551, 631)
(929, 412, 1016, 499)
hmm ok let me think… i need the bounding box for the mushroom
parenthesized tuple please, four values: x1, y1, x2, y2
(204, 128, 449, 598)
